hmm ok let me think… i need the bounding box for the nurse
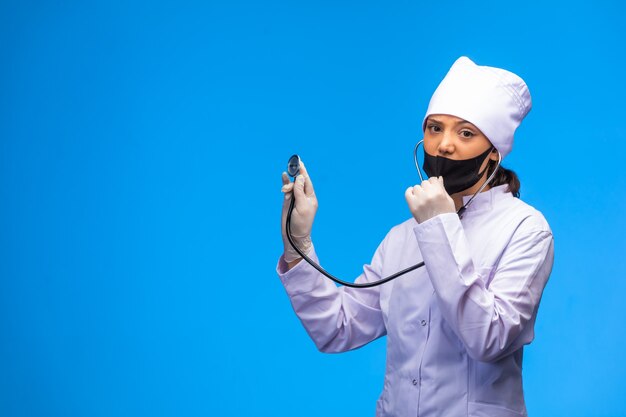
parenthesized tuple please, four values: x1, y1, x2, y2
(277, 56, 554, 417)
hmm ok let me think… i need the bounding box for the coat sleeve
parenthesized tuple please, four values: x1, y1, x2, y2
(276, 237, 388, 353)
(413, 213, 554, 363)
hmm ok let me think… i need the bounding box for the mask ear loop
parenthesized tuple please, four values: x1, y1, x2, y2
(457, 148, 502, 218)
(413, 139, 426, 182)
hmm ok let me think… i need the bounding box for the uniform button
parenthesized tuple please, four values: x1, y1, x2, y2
(420, 320, 427, 326)
(412, 379, 418, 386)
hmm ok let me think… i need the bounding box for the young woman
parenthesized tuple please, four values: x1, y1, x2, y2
(277, 56, 554, 417)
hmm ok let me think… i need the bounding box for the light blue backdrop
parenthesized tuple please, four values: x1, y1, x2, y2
(1, 1, 625, 416)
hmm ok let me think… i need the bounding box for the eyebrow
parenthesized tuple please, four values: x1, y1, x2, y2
(427, 117, 477, 129)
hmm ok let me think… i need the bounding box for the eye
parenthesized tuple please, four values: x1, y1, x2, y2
(459, 129, 474, 139)
(427, 124, 442, 133)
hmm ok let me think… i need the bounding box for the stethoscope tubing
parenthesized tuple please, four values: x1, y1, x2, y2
(286, 195, 426, 288)
(284, 143, 502, 288)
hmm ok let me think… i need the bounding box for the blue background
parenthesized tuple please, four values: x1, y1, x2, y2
(1, 1, 625, 416)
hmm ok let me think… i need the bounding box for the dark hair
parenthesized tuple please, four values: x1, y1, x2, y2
(486, 159, 521, 198)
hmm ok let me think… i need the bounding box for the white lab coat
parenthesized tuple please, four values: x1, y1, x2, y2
(277, 184, 554, 416)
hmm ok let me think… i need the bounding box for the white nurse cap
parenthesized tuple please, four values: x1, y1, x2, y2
(423, 56, 532, 159)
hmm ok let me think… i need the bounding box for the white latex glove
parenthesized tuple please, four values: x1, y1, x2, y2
(405, 176, 456, 224)
(280, 161, 318, 262)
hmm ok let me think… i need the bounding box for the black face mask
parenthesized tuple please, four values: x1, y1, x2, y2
(423, 147, 494, 195)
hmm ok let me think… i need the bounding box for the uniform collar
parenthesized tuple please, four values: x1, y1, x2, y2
(460, 184, 511, 213)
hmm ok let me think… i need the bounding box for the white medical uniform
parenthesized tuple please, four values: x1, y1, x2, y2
(276, 184, 554, 416)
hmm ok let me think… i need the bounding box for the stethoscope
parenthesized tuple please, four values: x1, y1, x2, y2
(284, 140, 502, 288)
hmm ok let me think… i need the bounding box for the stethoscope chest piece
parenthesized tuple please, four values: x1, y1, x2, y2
(287, 154, 301, 178)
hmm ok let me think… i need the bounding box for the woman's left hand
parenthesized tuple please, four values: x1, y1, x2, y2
(405, 177, 456, 224)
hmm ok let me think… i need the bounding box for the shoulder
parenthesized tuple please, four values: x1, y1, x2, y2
(497, 194, 552, 237)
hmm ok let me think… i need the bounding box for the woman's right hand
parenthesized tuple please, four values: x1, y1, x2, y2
(280, 161, 318, 261)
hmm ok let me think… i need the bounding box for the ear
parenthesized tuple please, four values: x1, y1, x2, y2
(489, 148, 499, 161)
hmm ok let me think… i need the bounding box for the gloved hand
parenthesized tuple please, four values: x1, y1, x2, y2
(405, 176, 456, 224)
(280, 161, 318, 262)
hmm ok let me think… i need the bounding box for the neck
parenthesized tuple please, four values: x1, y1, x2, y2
(450, 171, 492, 211)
